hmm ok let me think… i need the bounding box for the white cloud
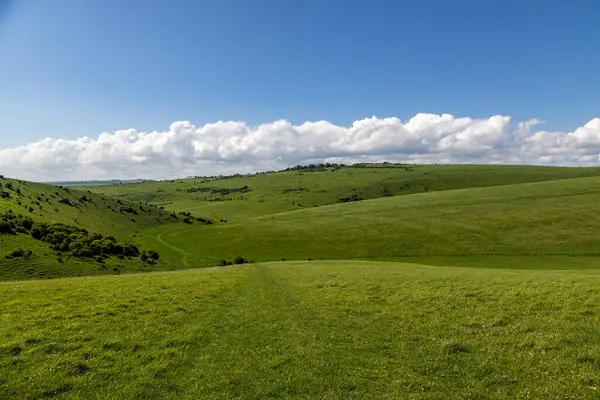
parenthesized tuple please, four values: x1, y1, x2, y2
(1, 113, 599, 181)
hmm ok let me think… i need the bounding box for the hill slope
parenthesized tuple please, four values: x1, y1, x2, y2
(0, 177, 178, 280)
(137, 175, 600, 267)
(0, 177, 173, 239)
(90, 164, 600, 221)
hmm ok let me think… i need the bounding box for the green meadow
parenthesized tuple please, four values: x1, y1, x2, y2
(2, 261, 600, 399)
(135, 173, 600, 268)
(2, 164, 600, 398)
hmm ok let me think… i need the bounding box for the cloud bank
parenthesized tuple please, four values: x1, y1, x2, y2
(1, 113, 600, 181)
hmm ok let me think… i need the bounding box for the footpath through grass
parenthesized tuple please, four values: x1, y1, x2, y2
(2, 261, 600, 399)
(137, 175, 600, 267)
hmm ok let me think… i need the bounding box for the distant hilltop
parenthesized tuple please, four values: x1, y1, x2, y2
(44, 179, 154, 188)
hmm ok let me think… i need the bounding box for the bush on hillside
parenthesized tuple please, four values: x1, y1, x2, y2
(338, 193, 362, 203)
(58, 198, 73, 206)
(0, 211, 157, 262)
(10, 248, 25, 258)
(219, 256, 249, 266)
(0, 221, 13, 234)
(234, 256, 248, 265)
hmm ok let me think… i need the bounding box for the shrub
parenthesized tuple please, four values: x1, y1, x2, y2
(0, 221, 13, 234)
(148, 250, 159, 260)
(338, 193, 362, 203)
(140, 252, 148, 262)
(234, 256, 248, 265)
(30, 226, 44, 239)
(10, 248, 24, 258)
(123, 244, 139, 257)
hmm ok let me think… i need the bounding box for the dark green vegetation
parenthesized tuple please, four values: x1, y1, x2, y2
(4, 164, 600, 398)
(0, 177, 174, 280)
(2, 261, 600, 399)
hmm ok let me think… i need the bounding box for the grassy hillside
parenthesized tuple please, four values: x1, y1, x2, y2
(2, 261, 600, 399)
(0, 232, 166, 281)
(89, 164, 600, 221)
(0, 177, 173, 239)
(5, 165, 600, 279)
(0, 177, 179, 280)
(5, 165, 600, 398)
(136, 175, 600, 267)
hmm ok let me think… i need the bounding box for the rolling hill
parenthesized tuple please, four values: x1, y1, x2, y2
(3, 164, 600, 399)
(89, 164, 600, 221)
(0, 177, 178, 280)
(135, 174, 600, 268)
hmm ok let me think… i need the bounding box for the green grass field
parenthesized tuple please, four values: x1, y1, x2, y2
(134, 175, 600, 268)
(2, 261, 600, 399)
(89, 164, 600, 222)
(3, 164, 600, 398)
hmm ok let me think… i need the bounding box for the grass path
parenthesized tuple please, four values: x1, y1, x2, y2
(162, 261, 600, 399)
(163, 262, 363, 399)
(3, 261, 600, 398)
(155, 232, 192, 266)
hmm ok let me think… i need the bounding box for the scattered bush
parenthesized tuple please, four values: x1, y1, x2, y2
(0, 211, 157, 262)
(0, 221, 13, 234)
(338, 193, 362, 203)
(186, 185, 252, 195)
(58, 198, 73, 206)
(219, 256, 249, 266)
(10, 248, 25, 258)
(234, 256, 247, 264)
(282, 187, 307, 194)
(120, 206, 138, 215)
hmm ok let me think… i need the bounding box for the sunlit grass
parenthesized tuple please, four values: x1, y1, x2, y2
(2, 261, 600, 399)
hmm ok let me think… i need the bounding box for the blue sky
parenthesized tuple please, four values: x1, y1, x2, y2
(0, 0, 599, 180)
(1, 0, 598, 146)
